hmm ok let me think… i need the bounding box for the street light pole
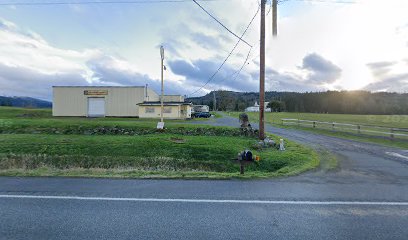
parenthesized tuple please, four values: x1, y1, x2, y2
(160, 46, 164, 124)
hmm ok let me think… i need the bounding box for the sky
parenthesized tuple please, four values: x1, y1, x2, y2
(0, 0, 407, 100)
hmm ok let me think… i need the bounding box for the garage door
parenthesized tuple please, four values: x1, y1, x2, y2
(88, 98, 106, 117)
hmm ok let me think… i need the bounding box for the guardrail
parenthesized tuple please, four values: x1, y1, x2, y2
(281, 118, 408, 140)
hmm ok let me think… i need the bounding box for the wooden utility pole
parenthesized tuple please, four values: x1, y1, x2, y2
(259, 0, 266, 140)
(272, 0, 278, 37)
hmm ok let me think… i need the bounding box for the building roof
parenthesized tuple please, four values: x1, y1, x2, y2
(138, 101, 192, 106)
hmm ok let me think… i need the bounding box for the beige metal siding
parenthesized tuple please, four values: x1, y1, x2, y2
(53, 87, 88, 116)
(139, 105, 188, 119)
(106, 88, 143, 117)
(146, 88, 160, 102)
(53, 87, 160, 117)
(163, 95, 184, 102)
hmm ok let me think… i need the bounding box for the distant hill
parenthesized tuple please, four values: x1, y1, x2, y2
(187, 90, 408, 115)
(0, 96, 52, 108)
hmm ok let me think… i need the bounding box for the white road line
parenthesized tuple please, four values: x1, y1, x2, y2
(386, 152, 408, 161)
(0, 195, 407, 206)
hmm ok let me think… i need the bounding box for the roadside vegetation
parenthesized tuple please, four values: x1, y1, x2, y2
(228, 112, 408, 149)
(0, 107, 319, 179)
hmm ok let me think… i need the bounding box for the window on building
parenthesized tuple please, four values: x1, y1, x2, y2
(163, 107, 172, 113)
(145, 107, 155, 113)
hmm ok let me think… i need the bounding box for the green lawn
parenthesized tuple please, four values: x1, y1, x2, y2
(228, 112, 408, 149)
(0, 107, 319, 179)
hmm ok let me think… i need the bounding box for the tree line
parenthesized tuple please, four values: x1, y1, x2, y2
(187, 90, 408, 115)
(0, 96, 52, 108)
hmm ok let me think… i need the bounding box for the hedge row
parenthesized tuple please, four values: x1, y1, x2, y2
(0, 125, 256, 137)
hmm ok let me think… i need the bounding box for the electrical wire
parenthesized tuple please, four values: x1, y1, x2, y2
(230, 46, 252, 83)
(192, 0, 252, 48)
(189, 5, 260, 96)
(278, 0, 357, 4)
(0, 0, 229, 6)
(206, 46, 252, 93)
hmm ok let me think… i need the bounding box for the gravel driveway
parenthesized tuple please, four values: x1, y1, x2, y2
(191, 112, 408, 186)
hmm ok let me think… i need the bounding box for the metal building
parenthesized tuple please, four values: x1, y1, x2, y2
(53, 86, 163, 117)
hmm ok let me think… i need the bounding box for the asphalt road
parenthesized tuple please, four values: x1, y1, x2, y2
(1, 114, 407, 239)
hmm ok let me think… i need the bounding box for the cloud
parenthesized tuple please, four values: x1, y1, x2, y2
(364, 59, 408, 92)
(168, 58, 258, 93)
(0, 17, 346, 99)
(257, 53, 342, 92)
(364, 72, 408, 92)
(367, 61, 397, 69)
(168, 53, 340, 94)
(191, 32, 223, 50)
(87, 54, 186, 94)
(0, 63, 88, 99)
(0, 18, 187, 100)
(300, 53, 342, 84)
(2, 0, 408, 99)
(366, 61, 397, 79)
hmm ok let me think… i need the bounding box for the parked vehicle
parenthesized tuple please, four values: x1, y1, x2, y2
(193, 112, 212, 118)
(193, 105, 210, 113)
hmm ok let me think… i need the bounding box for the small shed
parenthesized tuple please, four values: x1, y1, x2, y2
(138, 102, 192, 119)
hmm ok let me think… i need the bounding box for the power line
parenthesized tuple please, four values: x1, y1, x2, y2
(230, 47, 252, 83)
(0, 0, 229, 6)
(189, 5, 260, 96)
(209, 46, 252, 91)
(278, 0, 357, 4)
(192, 0, 252, 48)
(266, 0, 272, 15)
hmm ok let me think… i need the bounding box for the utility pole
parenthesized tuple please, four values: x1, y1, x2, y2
(272, 0, 278, 37)
(213, 91, 217, 111)
(160, 46, 165, 124)
(259, 0, 266, 140)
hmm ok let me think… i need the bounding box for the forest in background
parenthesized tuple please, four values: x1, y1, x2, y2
(0, 96, 52, 108)
(187, 91, 408, 115)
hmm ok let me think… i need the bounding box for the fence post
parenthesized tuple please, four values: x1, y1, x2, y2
(332, 122, 335, 131)
(313, 121, 316, 128)
(390, 128, 394, 140)
(357, 125, 361, 134)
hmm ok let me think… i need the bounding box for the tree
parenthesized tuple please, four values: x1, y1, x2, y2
(268, 100, 286, 112)
(187, 91, 408, 115)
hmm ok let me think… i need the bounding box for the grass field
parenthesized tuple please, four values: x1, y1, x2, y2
(228, 112, 408, 128)
(228, 112, 408, 149)
(0, 107, 319, 179)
